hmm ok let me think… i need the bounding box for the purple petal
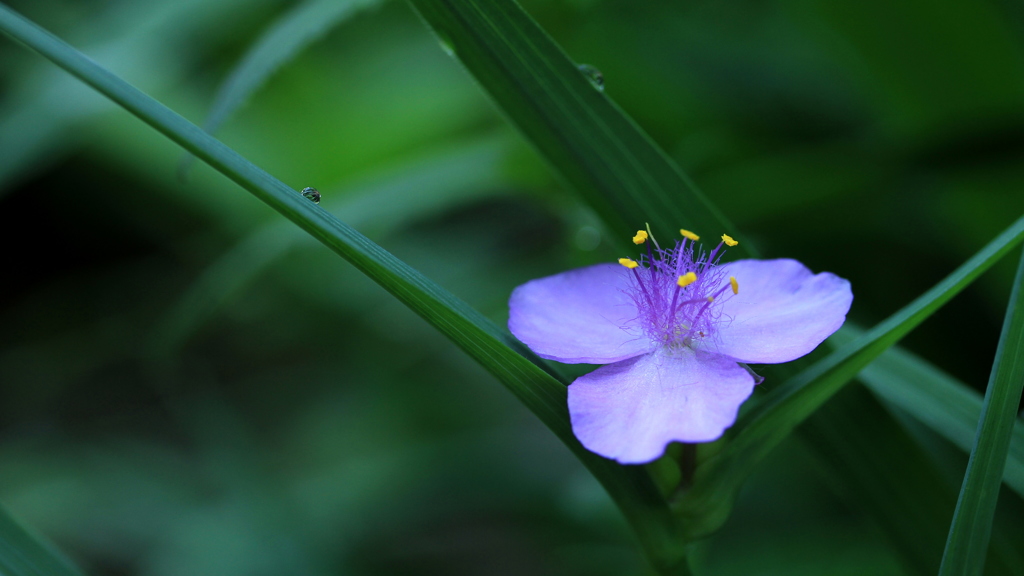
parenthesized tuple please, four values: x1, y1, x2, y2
(568, 350, 755, 464)
(712, 259, 852, 364)
(509, 263, 654, 364)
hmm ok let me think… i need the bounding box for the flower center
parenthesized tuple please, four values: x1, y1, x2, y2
(618, 228, 740, 349)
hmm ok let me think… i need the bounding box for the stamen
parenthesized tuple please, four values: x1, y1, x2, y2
(681, 281, 734, 341)
(645, 223, 662, 251)
(707, 245, 721, 265)
(676, 297, 710, 307)
(730, 276, 739, 294)
(677, 272, 697, 288)
(623, 223, 739, 346)
(644, 237, 656, 276)
(631, 268, 655, 311)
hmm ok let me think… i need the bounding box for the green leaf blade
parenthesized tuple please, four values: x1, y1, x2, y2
(0, 505, 83, 576)
(832, 325, 1024, 500)
(179, 0, 379, 175)
(0, 6, 687, 573)
(676, 214, 1024, 540)
(406, 0, 751, 253)
(940, 247, 1024, 575)
(155, 134, 514, 358)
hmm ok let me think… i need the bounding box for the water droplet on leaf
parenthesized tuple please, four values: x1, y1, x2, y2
(578, 64, 604, 92)
(301, 186, 320, 204)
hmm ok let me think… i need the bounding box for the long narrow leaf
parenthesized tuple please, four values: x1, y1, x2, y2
(0, 6, 690, 574)
(831, 325, 1024, 499)
(940, 247, 1024, 575)
(675, 215, 1024, 539)
(179, 0, 379, 175)
(405, 0, 750, 253)
(403, 1, 1020, 564)
(0, 505, 82, 576)
(156, 134, 513, 357)
(0, 0, 265, 194)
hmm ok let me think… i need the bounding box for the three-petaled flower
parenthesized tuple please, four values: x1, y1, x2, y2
(508, 228, 852, 464)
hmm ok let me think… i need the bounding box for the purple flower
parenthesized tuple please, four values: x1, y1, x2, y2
(508, 229, 852, 464)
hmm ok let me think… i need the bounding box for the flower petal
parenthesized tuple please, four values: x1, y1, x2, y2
(568, 349, 755, 464)
(712, 259, 852, 364)
(508, 263, 654, 364)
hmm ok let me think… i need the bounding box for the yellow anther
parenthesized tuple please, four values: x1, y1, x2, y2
(721, 234, 739, 247)
(679, 228, 700, 241)
(730, 276, 739, 295)
(707, 296, 715, 303)
(619, 258, 639, 269)
(677, 272, 697, 288)
(633, 230, 648, 244)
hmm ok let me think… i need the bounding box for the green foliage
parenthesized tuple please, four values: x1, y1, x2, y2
(799, 385, 965, 576)
(834, 325, 1024, 499)
(0, 0, 274, 194)
(0, 4, 684, 573)
(155, 134, 516, 358)
(675, 215, 1024, 540)
(0, 506, 82, 576)
(179, 0, 381, 176)
(940, 248, 1024, 575)
(406, 0, 747, 251)
(0, 0, 1023, 574)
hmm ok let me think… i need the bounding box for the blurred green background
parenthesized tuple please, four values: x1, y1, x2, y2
(1, 0, 1023, 574)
